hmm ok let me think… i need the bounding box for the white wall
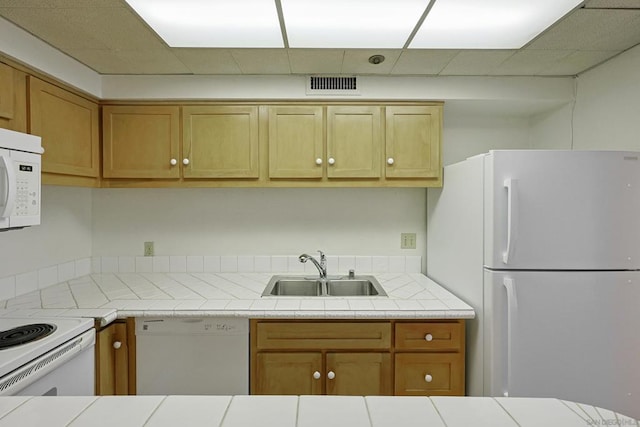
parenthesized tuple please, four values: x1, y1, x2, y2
(91, 187, 426, 259)
(443, 105, 533, 166)
(0, 186, 92, 296)
(572, 45, 640, 151)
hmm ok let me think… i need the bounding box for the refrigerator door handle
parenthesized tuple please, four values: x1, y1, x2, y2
(502, 277, 517, 397)
(502, 178, 519, 264)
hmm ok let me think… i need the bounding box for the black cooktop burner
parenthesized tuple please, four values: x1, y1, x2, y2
(0, 323, 57, 350)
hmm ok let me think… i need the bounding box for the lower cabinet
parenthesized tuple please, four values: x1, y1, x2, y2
(250, 319, 464, 396)
(95, 319, 136, 395)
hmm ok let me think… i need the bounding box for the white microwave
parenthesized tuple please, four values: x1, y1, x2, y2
(0, 128, 43, 231)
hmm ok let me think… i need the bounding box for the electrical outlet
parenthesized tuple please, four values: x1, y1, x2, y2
(144, 241, 154, 257)
(401, 233, 416, 249)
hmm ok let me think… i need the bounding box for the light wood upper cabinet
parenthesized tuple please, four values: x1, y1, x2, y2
(268, 106, 323, 179)
(29, 77, 99, 178)
(0, 63, 27, 133)
(0, 62, 14, 121)
(182, 106, 259, 179)
(385, 105, 441, 180)
(103, 105, 180, 179)
(326, 106, 381, 179)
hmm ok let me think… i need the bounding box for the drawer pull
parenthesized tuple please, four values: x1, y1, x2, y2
(113, 341, 122, 350)
(327, 371, 336, 380)
(313, 371, 321, 380)
(425, 333, 433, 342)
(425, 374, 433, 383)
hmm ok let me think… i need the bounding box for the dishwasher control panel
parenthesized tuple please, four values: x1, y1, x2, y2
(136, 317, 249, 335)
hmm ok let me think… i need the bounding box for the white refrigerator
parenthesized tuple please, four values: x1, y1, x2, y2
(427, 150, 640, 419)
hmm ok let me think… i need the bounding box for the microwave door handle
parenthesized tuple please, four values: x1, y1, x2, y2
(0, 156, 16, 218)
(502, 178, 519, 264)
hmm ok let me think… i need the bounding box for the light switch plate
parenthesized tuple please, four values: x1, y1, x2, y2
(401, 233, 416, 249)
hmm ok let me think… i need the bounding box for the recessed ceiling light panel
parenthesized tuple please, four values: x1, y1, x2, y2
(125, 0, 284, 48)
(281, 0, 430, 48)
(410, 0, 583, 49)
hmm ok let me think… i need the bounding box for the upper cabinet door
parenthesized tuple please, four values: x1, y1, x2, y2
(268, 106, 323, 179)
(29, 77, 99, 177)
(385, 106, 442, 180)
(326, 106, 381, 179)
(0, 62, 14, 120)
(103, 105, 180, 179)
(183, 106, 259, 179)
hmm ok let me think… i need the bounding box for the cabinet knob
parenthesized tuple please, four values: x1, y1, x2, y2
(313, 371, 321, 380)
(170, 158, 177, 166)
(328, 157, 336, 165)
(113, 341, 122, 350)
(327, 371, 336, 380)
(425, 333, 433, 342)
(425, 374, 433, 383)
(315, 158, 323, 165)
(387, 157, 395, 165)
(183, 158, 190, 166)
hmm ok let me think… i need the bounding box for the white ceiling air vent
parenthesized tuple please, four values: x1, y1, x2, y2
(306, 76, 360, 96)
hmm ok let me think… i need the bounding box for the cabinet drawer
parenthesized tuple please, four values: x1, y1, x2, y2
(394, 353, 464, 396)
(395, 321, 463, 351)
(255, 322, 391, 350)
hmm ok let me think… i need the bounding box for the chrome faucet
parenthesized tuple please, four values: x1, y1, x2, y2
(299, 250, 327, 279)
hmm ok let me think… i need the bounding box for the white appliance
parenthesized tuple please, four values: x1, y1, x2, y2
(427, 150, 640, 419)
(0, 127, 43, 231)
(136, 317, 249, 395)
(0, 317, 95, 396)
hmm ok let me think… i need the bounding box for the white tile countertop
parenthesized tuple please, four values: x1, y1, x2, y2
(0, 273, 475, 321)
(0, 395, 636, 427)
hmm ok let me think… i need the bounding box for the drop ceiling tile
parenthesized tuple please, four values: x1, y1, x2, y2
(288, 49, 344, 74)
(440, 50, 516, 76)
(0, 6, 164, 50)
(173, 49, 242, 74)
(66, 48, 191, 75)
(341, 49, 401, 75)
(538, 50, 619, 75)
(390, 50, 459, 75)
(0, 0, 116, 7)
(584, 0, 640, 7)
(488, 49, 573, 76)
(529, 9, 640, 50)
(231, 49, 291, 74)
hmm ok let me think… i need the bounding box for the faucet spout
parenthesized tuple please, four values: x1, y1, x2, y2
(298, 250, 327, 279)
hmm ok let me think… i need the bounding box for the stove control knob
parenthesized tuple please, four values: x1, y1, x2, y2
(113, 341, 122, 350)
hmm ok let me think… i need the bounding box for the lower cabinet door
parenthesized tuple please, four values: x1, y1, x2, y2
(394, 353, 464, 396)
(255, 352, 323, 395)
(326, 352, 391, 396)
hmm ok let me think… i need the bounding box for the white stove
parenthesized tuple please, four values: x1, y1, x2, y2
(0, 317, 95, 396)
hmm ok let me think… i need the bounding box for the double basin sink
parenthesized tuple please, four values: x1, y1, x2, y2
(262, 275, 387, 297)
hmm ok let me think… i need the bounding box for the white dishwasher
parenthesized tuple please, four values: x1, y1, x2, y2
(135, 317, 249, 395)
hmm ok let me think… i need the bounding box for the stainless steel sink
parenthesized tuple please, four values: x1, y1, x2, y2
(264, 278, 322, 296)
(325, 279, 384, 296)
(262, 275, 387, 297)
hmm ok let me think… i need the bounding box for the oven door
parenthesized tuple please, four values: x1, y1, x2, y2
(1, 329, 95, 396)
